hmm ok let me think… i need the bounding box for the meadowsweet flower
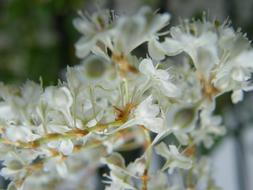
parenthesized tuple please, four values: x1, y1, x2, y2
(48, 139, 74, 156)
(139, 58, 179, 98)
(1, 151, 38, 180)
(231, 89, 244, 103)
(1, 156, 26, 179)
(213, 50, 253, 102)
(43, 86, 73, 112)
(109, 96, 165, 134)
(73, 10, 114, 59)
(132, 96, 165, 133)
(0, 6, 252, 190)
(191, 110, 226, 148)
(44, 156, 69, 178)
(161, 19, 253, 103)
(5, 125, 39, 142)
(163, 105, 197, 145)
(75, 7, 170, 61)
(113, 7, 170, 55)
(43, 86, 73, 126)
(155, 142, 192, 173)
(0, 81, 42, 122)
(163, 25, 219, 73)
(101, 153, 145, 190)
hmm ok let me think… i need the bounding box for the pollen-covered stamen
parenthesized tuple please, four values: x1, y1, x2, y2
(182, 144, 196, 157)
(112, 53, 138, 75)
(113, 103, 136, 122)
(197, 72, 220, 100)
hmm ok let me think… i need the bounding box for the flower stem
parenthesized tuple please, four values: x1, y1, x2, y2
(141, 127, 152, 190)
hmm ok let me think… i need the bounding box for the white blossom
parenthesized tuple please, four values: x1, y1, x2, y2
(113, 7, 170, 55)
(101, 153, 145, 190)
(155, 142, 192, 173)
(0, 6, 252, 190)
(231, 89, 244, 103)
(73, 10, 114, 59)
(191, 110, 226, 148)
(139, 58, 179, 98)
(5, 125, 39, 142)
(108, 96, 165, 134)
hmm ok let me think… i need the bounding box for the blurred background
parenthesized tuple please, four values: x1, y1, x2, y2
(0, 0, 253, 189)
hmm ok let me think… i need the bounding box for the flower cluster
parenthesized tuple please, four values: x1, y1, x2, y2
(0, 7, 252, 190)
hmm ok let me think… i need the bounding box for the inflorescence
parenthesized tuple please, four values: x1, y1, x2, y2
(0, 7, 253, 190)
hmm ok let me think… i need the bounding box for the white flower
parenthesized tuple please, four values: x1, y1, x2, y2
(133, 96, 164, 133)
(0, 151, 37, 180)
(191, 110, 226, 148)
(151, 101, 197, 147)
(1, 7, 253, 190)
(161, 20, 253, 99)
(155, 142, 192, 173)
(213, 50, 253, 91)
(148, 37, 168, 60)
(56, 162, 68, 178)
(231, 90, 244, 104)
(44, 156, 68, 178)
(0, 102, 16, 121)
(101, 153, 145, 190)
(5, 125, 39, 142)
(58, 140, 74, 155)
(73, 10, 114, 59)
(113, 7, 170, 55)
(139, 58, 179, 98)
(101, 153, 137, 190)
(43, 86, 73, 126)
(43, 86, 73, 110)
(165, 27, 218, 58)
(1, 158, 25, 179)
(0, 81, 42, 123)
(108, 96, 165, 134)
(20, 81, 43, 108)
(162, 25, 219, 77)
(47, 139, 74, 156)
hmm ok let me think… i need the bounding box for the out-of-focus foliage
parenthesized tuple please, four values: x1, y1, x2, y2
(0, 0, 87, 85)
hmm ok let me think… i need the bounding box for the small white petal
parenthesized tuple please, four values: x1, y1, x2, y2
(75, 37, 94, 58)
(139, 58, 156, 76)
(59, 140, 74, 155)
(231, 68, 246, 82)
(148, 38, 166, 60)
(44, 86, 73, 110)
(137, 118, 165, 134)
(162, 38, 183, 56)
(5, 126, 38, 142)
(231, 90, 244, 104)
(158, 80, 180, 98)
(56, 162, 68, 178)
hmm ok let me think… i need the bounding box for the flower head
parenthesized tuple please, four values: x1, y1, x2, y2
(139, 58, 179, 98)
